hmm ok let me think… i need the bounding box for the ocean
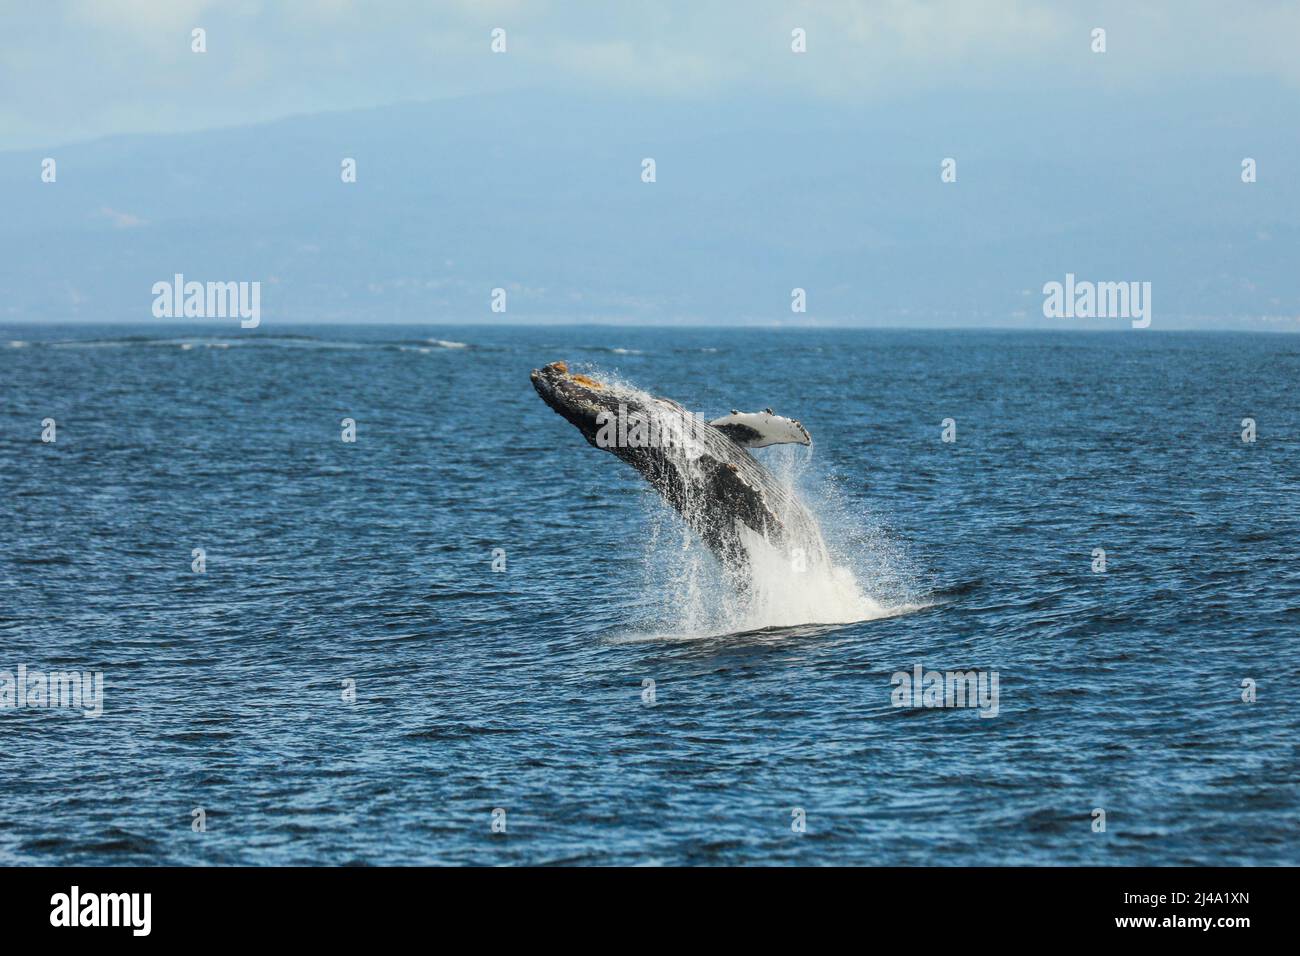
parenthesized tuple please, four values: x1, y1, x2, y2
(1, 323, 1296, 865)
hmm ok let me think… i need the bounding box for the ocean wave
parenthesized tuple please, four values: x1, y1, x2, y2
(581, 346, 644, 355)
(20, 334, 478, 353)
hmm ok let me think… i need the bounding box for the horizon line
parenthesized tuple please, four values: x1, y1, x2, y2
(3, 318, 1296, 335)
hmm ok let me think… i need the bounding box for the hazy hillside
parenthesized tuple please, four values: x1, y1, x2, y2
(2, 85, 1297, 327)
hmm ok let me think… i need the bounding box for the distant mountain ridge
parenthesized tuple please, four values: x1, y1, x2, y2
(2, 85, 1297, 328)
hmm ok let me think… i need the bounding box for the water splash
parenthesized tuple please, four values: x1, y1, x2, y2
(550, 363, 925, 639)
(623, 398, 923, 638)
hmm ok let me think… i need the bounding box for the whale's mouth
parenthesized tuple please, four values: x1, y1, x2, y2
(530, 360, 621, 441)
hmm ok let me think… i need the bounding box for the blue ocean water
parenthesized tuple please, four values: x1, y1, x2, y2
(1, 323, 1297, 866)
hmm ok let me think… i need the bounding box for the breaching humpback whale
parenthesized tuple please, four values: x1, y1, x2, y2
(530, 361, 822, 575)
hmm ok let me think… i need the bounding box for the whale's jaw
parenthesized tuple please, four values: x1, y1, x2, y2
(530, 361, 821, 576)
(529, 361, 615, 446)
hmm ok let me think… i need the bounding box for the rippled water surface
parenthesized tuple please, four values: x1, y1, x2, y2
(1, 324, 1297, 865)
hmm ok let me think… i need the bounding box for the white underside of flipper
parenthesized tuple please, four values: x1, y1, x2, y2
(708, 409, 811, 448)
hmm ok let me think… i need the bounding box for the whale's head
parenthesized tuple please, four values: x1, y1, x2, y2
(530, 360, 621, 443)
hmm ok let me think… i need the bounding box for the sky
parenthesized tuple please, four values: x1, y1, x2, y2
(1, 2, 1298, 328)
(6, 0, 1300, 151)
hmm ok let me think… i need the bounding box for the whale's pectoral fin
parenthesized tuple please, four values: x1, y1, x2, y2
(708, 410, 811, 449)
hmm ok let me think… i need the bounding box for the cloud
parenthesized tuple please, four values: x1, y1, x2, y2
(2, 1, 1298, 149)
(94, 206, 147, 229)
